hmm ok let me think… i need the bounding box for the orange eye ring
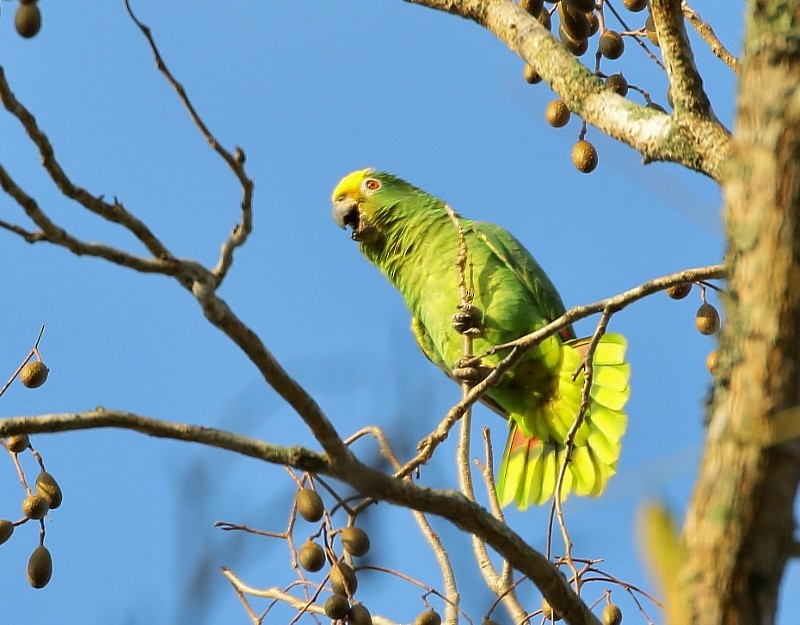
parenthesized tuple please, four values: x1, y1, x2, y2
(363, 178, 381, 192)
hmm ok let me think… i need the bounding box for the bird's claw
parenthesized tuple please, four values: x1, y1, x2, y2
(452, 357, 493, 383)
(451, 304, 484, 336)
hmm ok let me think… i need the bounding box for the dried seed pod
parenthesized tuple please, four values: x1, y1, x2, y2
(348, 603, 373, 625)
(299, 540, 326, 572)
(696, 303, 721, 335)
(0, 519, 14, 545)
(5, 433, 30, 453)
(325, 595, 351, 620)
(541, 598, 562, 622)
(523, 64, 543, 84)
(15, 2, 41, 38)
(605, 73, 628, 96)
(330, 561, 358, 596)
(35, 471, 63, 509)
(414, 610, 442, 625)
(22, 494, 49, 520)
(296, 488, 324, 522)
(599, 30, 625, 59)
(667, 283, 692, 300)
(341, 527, 371, 557)
(623, 0, 648, 11)
(572, 140, 598, 173)
(20, 361, 49, 388)
(27, 545, 53, 588)
(706, 350, 719, 375)
(602, 603, 623, 625)
(546, 99, 571, 128)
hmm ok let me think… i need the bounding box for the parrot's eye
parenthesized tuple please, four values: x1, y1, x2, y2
(363, 178, 381, 193)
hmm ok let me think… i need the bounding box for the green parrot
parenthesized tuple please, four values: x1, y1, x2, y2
(331, 168, 630, 508)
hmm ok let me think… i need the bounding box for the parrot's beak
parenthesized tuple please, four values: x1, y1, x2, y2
(333, 197, 360, 232)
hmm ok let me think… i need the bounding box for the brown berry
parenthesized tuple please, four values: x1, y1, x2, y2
(299, 540, 326, 572)
(296, 488, 324, 522)
(521, 0, 545, 15)
(5, 433, 30, 453)
(22, 493, 49, 520)
(559, 24, 589, 55)
(602, 603, 623, 625)
(15, 3, 41, 38)
(348, 603, 373, 625)
(572, 139, 598, 173)
(545, 99, 570, 128)
(537, 7, 552, 31)
(587, 11, 600, 37)
(341, 527, 371, 557)
(325, 595, 351, 620)
(623, 0, 648, 11)
(330, 561, 358, 596)
(27, 545, 52, 589)
(414, 610, 442, 625)
(563, 0, 595, 12)
(667, 283, 692, 299)
(599, 30, 625, 59)
(20, 361, 49, 388)
(645, 15, 659, 46)
(0, 519, 14, 545)
(696, 302, 721, 335)
(605, 73, 628, 96)
(706, 350, 719, 375)
(35, 471, 63, 509)
(523, 64, 543, 84)
(646, 101, 668, 113)
(559, 4, 590, 40)
(541, 598, 562, 621)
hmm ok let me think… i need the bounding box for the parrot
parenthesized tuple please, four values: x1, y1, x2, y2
(331, 168, 630, 508)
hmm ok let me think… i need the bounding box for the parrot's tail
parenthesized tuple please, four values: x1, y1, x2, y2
(496, 333, 630, 509)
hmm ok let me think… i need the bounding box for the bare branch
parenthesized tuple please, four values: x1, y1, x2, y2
(682, 2, 739, 72)
(124, 0, 254, 287)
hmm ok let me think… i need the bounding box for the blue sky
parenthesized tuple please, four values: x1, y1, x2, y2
(1, 2, 794, 625)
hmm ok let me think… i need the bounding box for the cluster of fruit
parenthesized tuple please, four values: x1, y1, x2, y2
(666, 282, 722, 374)
(1, 356, 59, 588)
(541, 596, 623, 624)
(520, 0, 663, 173)
(3, 0, 42, 38)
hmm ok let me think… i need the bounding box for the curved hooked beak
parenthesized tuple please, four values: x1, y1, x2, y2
(333, 197, 360, 234)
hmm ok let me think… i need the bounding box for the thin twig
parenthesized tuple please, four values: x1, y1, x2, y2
(682, 2, 739, 72)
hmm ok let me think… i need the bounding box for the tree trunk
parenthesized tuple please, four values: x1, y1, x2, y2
(681, 2, 800, 624)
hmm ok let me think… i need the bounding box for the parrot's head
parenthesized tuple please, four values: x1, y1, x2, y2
(331, 168, 386, 244)
(332, 168, 428, 245)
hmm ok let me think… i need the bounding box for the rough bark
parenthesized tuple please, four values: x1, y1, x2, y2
(681, 2, 800, 624)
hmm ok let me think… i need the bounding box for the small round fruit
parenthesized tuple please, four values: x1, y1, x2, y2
(0, 519, 14, 545)
(602, 603, 623, 625)
(20, 361, 49, 388)
(414, 609, 442, 625)
(523, 64, 543, 84)
(706, 350, 719, 375)
(645, 15, 659, 46)
(563, 0, 595, 12)
(605, 73, 628, 96)
(5, 433, 30, 453)
(623, 0, 648, 11)
(22, 494, 49, 520)
(341, 527, 371, 557)
(587, 11, 600, 37)
(35, 471, 63, 509)
(330, 561, 358, 596)
(667, 283, 692, 300)
(559, 4, 590, 40)
(599, 30, 625, 59)
(348, 603, 373, 625)
(646, 101, 667, 113)
(572, 140, 598, 173)
(299, 540, 326, 572)
(537, 7, 552, 30)
(325, 594, 351, 620)
(696, 303, 721, 335)
(541, 598, 562, 622)
(296, 488, 324, 522)
(559, 24, 589, 55)
(27, 545, 52, 589)
(545, 100, 570, 128)
(521, 0, 545, 15)
(15, 3, 41, 38)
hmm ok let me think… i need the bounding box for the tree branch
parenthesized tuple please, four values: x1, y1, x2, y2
(403, 0, 731, 180)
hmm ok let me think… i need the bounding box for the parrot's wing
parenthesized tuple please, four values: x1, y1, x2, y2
(411, 315, 509, 419)
(469, 221, 574, 338)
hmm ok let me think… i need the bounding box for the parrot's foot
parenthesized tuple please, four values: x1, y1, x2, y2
(451, 304, 484, 337)
(452, 357, 493, 383)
